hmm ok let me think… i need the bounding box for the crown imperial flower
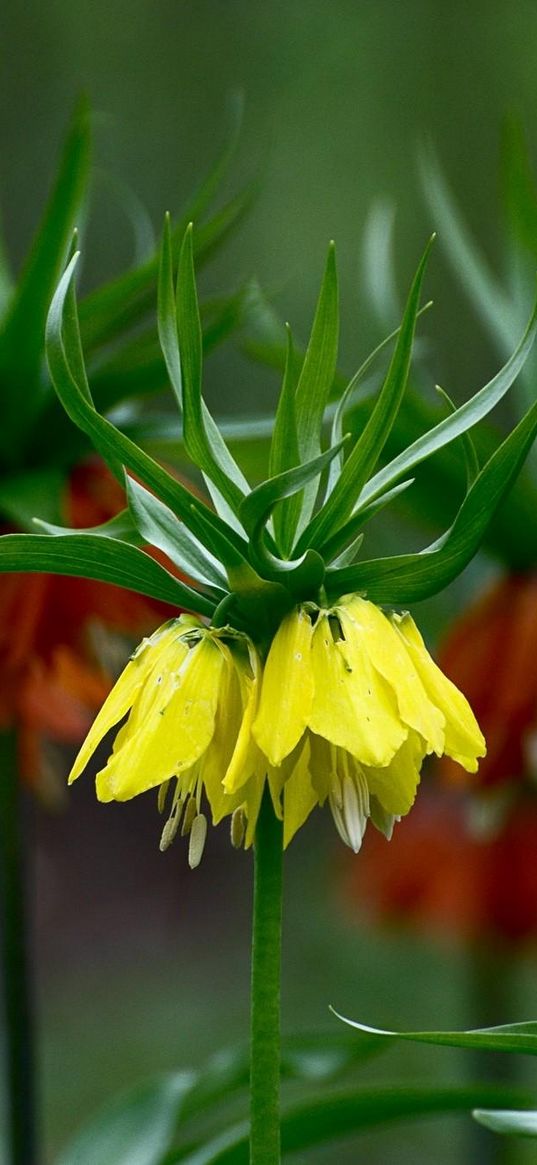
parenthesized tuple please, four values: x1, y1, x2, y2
(3, 220, 537, 865)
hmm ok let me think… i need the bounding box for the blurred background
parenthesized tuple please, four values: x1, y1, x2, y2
(2, 1, 537, 1161)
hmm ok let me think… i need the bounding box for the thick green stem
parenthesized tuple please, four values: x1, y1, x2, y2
(250, 788, 283, 1165)
(0, 731, 37, 1165)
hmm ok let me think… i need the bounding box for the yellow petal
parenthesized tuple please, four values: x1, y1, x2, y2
(393, 613, 486, 771)
(364, 730, 426, 816)
(68, 619, 187, 784)
(241, 775, 266, 848)
(201, 644, 244, 820)
(338, 597, 445, 754)
(97, 636, 224, 801)
(223, 642, 262, 794)
(283, 737, 318, 848)
(253, 607, 314, 765)
(308, 613, 406, 767)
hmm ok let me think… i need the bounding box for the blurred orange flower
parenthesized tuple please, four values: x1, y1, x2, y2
(346, 574, 537, 945)
(0, 459, 175, 799)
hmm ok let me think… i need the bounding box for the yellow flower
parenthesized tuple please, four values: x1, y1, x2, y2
(68, 614, 267, 866)
(248, 595, 486, 850)
(70, 594, 485, 863)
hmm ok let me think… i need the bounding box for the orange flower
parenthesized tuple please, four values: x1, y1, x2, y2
(438, 574, 537, 790)
(348, 790, 537, 945)
(345, 574, 537, 944)
(0, 459, 175, 798)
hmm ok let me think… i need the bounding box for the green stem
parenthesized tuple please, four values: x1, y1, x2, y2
(250, 788, 283, 1165)
(0, 730, 37, 1165)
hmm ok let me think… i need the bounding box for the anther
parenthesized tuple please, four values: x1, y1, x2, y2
(188, 813, 208, 869)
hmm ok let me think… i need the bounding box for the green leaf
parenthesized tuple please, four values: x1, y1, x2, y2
(240, 439, 346, 539)
(325, 301, 433, 502)
(357, 289, 537, 510)
(46, 252, 249, 561)
(0, 99, 91, 451)
(35, 508, 142, 544)
(268, 324, 300, 555)
(0, 533, 213, 613)
(434, 385, 480, 485)
(57, 1072, 194, 1165)
(158, 219, 249, 529)
(326, 390, 537, 604)
(474, 1108, 537, 1138)
(126, 475, 228, 592)
(320, 478, 415, 565)
(239, 440, 346, 592)
(297, 237, 433, 555)
(174, 224, 247, 516)
(291, 242, 339, 534)
(170, 1085, 531, 1164)
(332, 1014, 537, 1056)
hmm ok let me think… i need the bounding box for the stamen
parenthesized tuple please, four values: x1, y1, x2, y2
(230, 807, 246, 848)
(157, 779, 171, 814)
(188, 813, 208, 869)
(181, 797, 198, 836)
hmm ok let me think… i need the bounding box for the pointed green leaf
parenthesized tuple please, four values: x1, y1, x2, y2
(435, 385, 479, 485)
(126, 475, 228, 592)
(239, 442, 346, 593)
(46, 253, 249, 562)
(158, 219, 249, 528)
(326, 301, 433, 498)
(240, 438, 347, 540)
(320, 478, 415, 565)
(474, 1108, 537, 1138)
(332, 1013, 537, 1056)
(0, 99, 91, 451)
(292, 242, 339, 532)
(297, 237, 433, 554)
(326, 389, 537, 604)
(35, 508, 142, 543)
(357, 290, 537, 510)
(268, 324, 301, 555)
(0, 533, 213, 613)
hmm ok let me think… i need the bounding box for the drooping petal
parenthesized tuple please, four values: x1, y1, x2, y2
(68, 619, 187, 784)
(282, 737, 318, 848)
(253, 607, 314, 766)
(308, 613, 405, 767)
(338, 596, 445, 754)
(364, 730, 426, 816)
(97, 635, 224, 801)
(393, 612, 486, 772)
(223, 642, 263, 794)
(202, 643, 246, 820)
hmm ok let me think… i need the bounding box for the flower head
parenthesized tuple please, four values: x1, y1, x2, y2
(69, 615, 267, 865)
(71, 595, 484, 861)
(248, 596, 484, 850)
(6, 219, 537, 856)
